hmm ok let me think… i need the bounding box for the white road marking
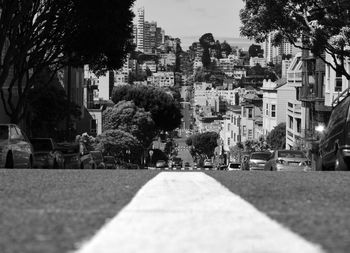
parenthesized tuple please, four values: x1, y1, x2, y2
(76, 172, 325, 253)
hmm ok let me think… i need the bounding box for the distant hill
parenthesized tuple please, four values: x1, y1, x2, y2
(179, 36, 258, 51)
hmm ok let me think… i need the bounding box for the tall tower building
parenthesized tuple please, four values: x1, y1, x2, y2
(136, 7, 145, 52)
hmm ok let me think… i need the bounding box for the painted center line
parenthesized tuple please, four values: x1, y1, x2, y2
(76, 172, 325, 253)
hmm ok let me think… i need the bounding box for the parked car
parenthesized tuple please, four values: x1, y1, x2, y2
(156, 160, 167, 169)
(0, 124, 34, 168)
(264, 150, 311, 171)
(30, 138, 65, 169)
(217, 164, 228, 170)
(248, 151, 272, 170)
(228, 162, 241, 171)
(90, 151, 105, 169)
(57, 142, 94, 169)
(172, 157, 183, 169)
(104, 156, 117, 169)
(203, 159, 214, 169)
(319, 96, 350, 170)
(184, 161, 191, 169)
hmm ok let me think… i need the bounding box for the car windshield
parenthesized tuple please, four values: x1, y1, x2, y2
(250, 153, 271, 160)
(0, 126, 8, 140)
(31, 139, 53, 151)
(278, 150, 306, 158)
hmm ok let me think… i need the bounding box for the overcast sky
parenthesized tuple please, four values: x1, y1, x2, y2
(133, 0, 245, 39)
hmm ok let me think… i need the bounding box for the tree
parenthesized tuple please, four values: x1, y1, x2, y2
(112, 85, 182, 132)
(266, 123, 286, 149)
(186, 132, 219, 160)
(26, 68, 81, 138)
(248, 44, 264, 58)
(202, 48, 211, 68)
(103, 100, 157, 149)
(199, 33, 215, 48)
(221, 41, 232, 56)
(95, 129, 143, 163)
(0, 0, 135, 123)
(240, 0, 350, 79)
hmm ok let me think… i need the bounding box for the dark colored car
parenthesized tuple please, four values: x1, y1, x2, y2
(104, 156, 117, 169)
(248, 151, 271, 170)
(57, 142, 94, 169)
(184, 161, 191, 168)
(319, 96, 350, 170)
(31, 138, 65, 169)
(90, 151, 105, 169)
(264, 150, 311, 171)
(172, 157, 183, 169)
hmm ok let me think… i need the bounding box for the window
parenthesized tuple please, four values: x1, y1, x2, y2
(296, 119, 301, 133)
(248, 129, 253, 139)
(265, 104, 269, 116)
(243, 126, 247, 136)
(248, 108, 253, 119)
(233, 117, 236, 125)
(335, 71, 343, 92)
(91, 119, 97, 134)
(231, 130, 233, 139)
(271, 105, 276, 117)
(234, 133, 236, 142)
(227, 123, 230, 131)
(289, 116, 293, 129)
(243, 108, 247, 117)
(227, 138, 230, 146)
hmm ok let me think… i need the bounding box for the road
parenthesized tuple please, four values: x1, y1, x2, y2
(2, 170, 350, 253)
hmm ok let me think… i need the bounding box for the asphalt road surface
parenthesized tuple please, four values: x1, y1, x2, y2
(1, 169, 350, 253)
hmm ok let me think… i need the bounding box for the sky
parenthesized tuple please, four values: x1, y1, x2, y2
(132, 0, 246, 40)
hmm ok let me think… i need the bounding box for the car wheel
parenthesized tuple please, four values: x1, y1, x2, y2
(335, 149, 348, 171)
(5, 152, 14, 169)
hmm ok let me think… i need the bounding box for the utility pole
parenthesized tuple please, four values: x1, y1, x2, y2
(66, 65, 71, 141)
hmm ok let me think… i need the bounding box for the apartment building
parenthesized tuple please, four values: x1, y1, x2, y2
(283, 53, 303, 149)
(220, 105, 242, 153)
(240, 102, 263, 142)
(136, 7, 145, 52)
(261, 79, 278, 135)
(249, 57, 267, 67)
(147, 72, 175, 87)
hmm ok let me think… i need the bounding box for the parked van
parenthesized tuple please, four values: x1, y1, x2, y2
(318, 96, 350, 170)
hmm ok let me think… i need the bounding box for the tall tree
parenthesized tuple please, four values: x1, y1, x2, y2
(26, 68, 81, 138)
(248, 44, 264, 58)
(221, 41, 232, 56)
(0, 0, 135, 123)
(186, 132, 219, 159)
(95, 129, 143, 163)
(103, 100, 157, 149)
(266, 123, 286, 149)
(112, 85, 182, 132)
(199, 33, 215, 49)
(240, 0, 350, 79)
(202, 48, 211, 69)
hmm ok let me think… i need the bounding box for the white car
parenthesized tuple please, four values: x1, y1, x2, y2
(0, 124, 34, 168)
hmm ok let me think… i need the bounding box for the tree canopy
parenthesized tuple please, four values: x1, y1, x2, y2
(248, 44, 264, 58)
(266, 123, 286, 149)
(26, 68, 81, 138)
(103, 100, 157, 148)
(112, 85, 182, 132)
(186, 132, 219, 159)
(95, 129, 143, 162)
(240, 0, 350, 79)
(0, 0, 135, 123)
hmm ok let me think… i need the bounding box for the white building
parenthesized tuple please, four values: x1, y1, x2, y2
(136, 7, 145, 52)
(220, 105, 242, 152)
(284, 53, 303, 149)
(261, 79, 278, 135)
(249, 57, 267, 67)
(147, 72, 175, 87)
(324, 53, 350, 107)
